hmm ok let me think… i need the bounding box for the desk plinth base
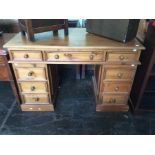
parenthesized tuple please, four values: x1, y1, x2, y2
(96, 104, 129, 112)
(21, 104, 54, 111)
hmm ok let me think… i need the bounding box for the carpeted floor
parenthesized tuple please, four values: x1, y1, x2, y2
(0, 67, 155, 135)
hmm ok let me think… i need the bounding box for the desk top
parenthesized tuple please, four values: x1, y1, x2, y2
(4, 28, 145, 51)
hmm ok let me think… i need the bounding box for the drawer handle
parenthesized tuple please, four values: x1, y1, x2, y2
(64, 53, 72, 57)
(33, 64, 37, 67)
(31, 86, 36, 91)
(34, 98, 40, 102)
(54, 55, 59, 59)
(113, 99, 116, 103)
(28, 71, 34, 76)
(114, 86, 119, 91)
(109, 98, 116, 103)
(24, 54, 29, 58)
(117, 73, 123, 78)
(119, 55, 125, 60)
(90, 55, 94, 60)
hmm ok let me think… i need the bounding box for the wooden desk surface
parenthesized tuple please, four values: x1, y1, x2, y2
(4, 28, 145, 51)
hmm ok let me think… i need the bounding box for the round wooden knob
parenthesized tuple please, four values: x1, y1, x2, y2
(68, 54, 72, 57)
(28, 71, 34, 76)
(54, 55, 59, 59)
(117, 73, 123, 78)
(35, 98, 39, 102)
(114, 86, 119, 91)
(119, 55, 125, 60)
(113, 99, 116, 103)
(24, 54, 29, 58)
(109, 98, 114, 103)
(90, 55, 94, 60)
(31, 86, 36, 91)
(33, 64, 37, 67)
(109, 98, 116, 103)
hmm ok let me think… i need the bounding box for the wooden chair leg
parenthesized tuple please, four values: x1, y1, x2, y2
(64, 19, 68, 36)
(18, 21, 26, 36)
(25, 20, 35, 41)
(21, 31, 26, 36)
(27, 31, 35, 41)
(64, 28, 68, 36)
(81, 65, 86, 79)
(53, 30, 58, 36)
(76, 65, 81, 79)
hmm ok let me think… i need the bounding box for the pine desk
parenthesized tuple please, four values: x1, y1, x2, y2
(4, 28, 145, 112)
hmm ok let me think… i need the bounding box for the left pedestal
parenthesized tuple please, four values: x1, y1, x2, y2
(12, 62, 58, 111)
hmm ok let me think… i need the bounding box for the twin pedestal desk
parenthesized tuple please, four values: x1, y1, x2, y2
(4, 28, 145, 112)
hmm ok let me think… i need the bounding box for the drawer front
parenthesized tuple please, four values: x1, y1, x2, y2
(104, 67, 136, 80)
(46, 51, 105, 62)
(0, 56, 5, 64)
(22, 94, 49, 104)
(106, 52, 139, 62)
(0, 66, 9, 80)
(102, 82, 132, 93)
(11, 51, 43, 61)
(18, 82, 48, 93)
(100, 94, 128, 105)
(15, 67, 47, 81)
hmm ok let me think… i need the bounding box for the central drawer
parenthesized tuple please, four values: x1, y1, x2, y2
(14, 67, 47, 81)
(45, 51, 105, 62)
(10, 50, 43, 61)
(22, 94, 50, 104)
(18, 82, 48, 93)
(103, 66, 136, 81)
(102, 82, 132, 93)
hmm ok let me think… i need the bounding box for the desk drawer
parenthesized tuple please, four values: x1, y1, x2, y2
(0, 56, 5, 64)
(18, 82, 48, 93)
(106, 52, 139, 62)
(10, 51, 43, 61)
(45, 51, 105, 62)
(14, 67, 47, 81)
(102, 82, 132, 93)
(0, 65, 9, 80)
(100, 94, 128, 105)
(22, 94, 50, 104)
(103, 67, 136, 80)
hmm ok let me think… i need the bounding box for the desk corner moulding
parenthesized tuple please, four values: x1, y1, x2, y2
(3, 28, 145, 112)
